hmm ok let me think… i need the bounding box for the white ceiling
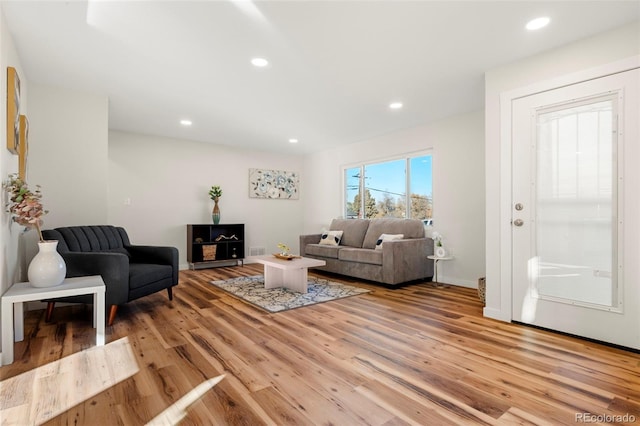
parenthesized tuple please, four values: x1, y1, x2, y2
(2, 1, 639, 154)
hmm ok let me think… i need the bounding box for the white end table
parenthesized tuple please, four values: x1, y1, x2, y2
(427, 255, 454, 286)
(1, 275, 106, 365)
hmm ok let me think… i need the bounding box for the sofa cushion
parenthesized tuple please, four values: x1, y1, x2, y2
(319, 230, 343, 246)
(363, 218, 425, 249)
(329, 218, 369, 248)
(374, 233, 404, 250)
(338, 247, 383, 265)
(305, 243, 340, 259)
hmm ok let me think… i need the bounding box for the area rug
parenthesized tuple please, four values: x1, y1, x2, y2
(209, 275, 370, 313)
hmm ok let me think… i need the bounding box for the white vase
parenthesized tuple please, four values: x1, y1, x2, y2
(28, 240, 67, 288)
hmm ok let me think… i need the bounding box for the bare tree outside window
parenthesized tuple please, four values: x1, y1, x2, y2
(344, 154, 432, 221)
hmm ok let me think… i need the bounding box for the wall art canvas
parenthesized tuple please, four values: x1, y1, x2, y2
(249, 168, 299, 199)
(6, 67, 20, 154)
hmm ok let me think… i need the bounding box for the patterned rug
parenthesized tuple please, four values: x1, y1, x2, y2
(209, 275, 371, 313)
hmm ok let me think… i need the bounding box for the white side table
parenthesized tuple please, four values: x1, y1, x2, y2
(427, 255, 454, 285)
(1, 275, 106, 365)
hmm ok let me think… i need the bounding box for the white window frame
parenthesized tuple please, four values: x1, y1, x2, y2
(342, 150, 433, 220)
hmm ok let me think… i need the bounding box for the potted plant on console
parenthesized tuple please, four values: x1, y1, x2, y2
(209, 185, 222, 225)
(3, 173, 66, 287)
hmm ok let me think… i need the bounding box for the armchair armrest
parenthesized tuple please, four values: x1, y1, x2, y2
(60, 252, 130, 306)
(299, 234, 322, 255)
(126, 245, 179, 284)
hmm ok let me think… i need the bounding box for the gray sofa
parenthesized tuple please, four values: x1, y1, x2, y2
(299, 218, 434, 285)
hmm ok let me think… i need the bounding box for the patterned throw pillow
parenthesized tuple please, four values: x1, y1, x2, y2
(375, 233, 404, 250)
(319, 230, 344, 246)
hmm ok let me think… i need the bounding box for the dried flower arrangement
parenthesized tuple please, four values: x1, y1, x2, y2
(3, 173, 47, 242)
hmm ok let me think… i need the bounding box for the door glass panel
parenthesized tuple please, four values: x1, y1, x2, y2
(536, 98, 616, 306)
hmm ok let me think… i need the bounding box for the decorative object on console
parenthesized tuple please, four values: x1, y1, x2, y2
(3, 173, 66, 287)
(202, 244, 217, 261)
(319, 230, 343, 246)
(209, 185, 222, 225)
(249, 168, 299, 199)
(6, 67, 20, 154)
(215, 234, 238, 241)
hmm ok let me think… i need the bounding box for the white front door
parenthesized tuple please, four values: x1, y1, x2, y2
(511, 69, 640, 349)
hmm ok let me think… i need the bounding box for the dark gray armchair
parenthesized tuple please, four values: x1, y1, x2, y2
(42, 225, 179, 325)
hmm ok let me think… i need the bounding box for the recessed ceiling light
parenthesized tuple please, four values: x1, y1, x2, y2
(389, 102, 403, 110)
(180, 119, 192, 126)
(288, 138, 299, 144)
(526, 16, 550, 31)
(251, 57, 269, 67)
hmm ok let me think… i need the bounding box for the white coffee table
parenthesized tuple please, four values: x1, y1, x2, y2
(248, 255, 326, 293)
(1, 275, 106, 365)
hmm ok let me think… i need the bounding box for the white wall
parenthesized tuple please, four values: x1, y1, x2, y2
(0, 4, 29, 357)
(28, 84, 109, 228)
(484, 21, 640, 321)
(0, 6, 27, 300)
(303, 109, 485, 287)
(108, 131, 305, 269)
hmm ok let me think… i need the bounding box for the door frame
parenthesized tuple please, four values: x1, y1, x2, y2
(491, 55, 639, 323)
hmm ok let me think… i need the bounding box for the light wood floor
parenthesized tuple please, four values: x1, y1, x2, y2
(2, 265, 639, 425)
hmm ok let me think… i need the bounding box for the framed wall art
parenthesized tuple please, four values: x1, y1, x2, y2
(249, 168, 299, 199)
(6, 66, 20, 154)
(18, 115, 28, 180)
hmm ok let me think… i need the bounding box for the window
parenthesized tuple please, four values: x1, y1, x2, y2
(344, 153, 432, 221)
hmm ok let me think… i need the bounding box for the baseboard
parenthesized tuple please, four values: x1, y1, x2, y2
(439, 275, 477, 288)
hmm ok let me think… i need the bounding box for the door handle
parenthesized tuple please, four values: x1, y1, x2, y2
(513, 219, 524, 227)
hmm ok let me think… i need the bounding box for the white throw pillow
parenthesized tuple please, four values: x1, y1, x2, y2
(319, 230, 344, 246)
(375, 233, 404, 250)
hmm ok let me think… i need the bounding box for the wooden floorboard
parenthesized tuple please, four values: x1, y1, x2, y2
(1, 264, 639, 425)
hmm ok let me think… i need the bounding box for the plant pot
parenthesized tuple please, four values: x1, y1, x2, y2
(28, 240, 66, 287)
